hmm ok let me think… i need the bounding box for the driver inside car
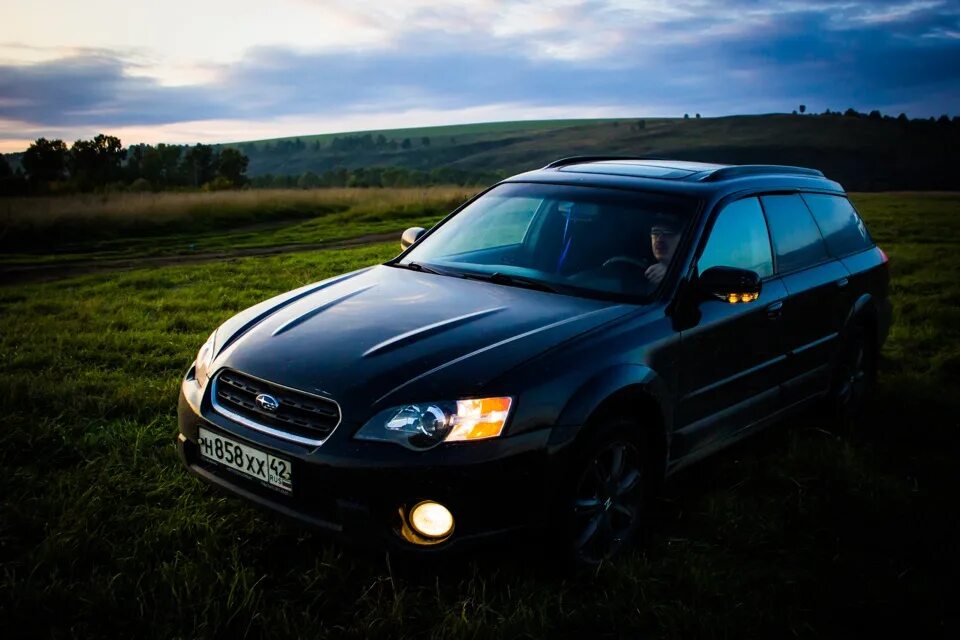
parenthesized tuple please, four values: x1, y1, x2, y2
(644, 216, 681, 284)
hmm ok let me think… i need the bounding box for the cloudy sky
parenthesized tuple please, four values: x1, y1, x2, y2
(0, 0, 958, 152)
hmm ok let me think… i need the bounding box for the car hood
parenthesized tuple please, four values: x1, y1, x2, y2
(212, 265, 634, 418)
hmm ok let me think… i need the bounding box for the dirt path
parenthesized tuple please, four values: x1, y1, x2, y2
(1, 231, 400, 286)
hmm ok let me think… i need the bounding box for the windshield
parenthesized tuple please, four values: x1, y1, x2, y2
(398, 182, 699, 301)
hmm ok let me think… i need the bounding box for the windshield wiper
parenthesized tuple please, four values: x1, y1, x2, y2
(461, 271, 562, 294)
(393, 261, 460, 277)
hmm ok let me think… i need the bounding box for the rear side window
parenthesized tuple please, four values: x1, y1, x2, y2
(761, 194, 829, 273)
(698, 197, 773, 278)
(801, 193, 873, 257)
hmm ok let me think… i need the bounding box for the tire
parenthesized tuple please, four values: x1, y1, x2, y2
(561, 417, 650, 567)
(829, 318, 877, 421)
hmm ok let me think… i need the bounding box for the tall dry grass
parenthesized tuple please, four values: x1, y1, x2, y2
(0, 187, 474, 250)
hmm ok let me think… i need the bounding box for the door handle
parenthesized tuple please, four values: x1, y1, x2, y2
(766, 300, 784, 319)
(836, 277, 849, 289)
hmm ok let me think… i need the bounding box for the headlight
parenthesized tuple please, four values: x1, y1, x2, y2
(194, 331, 217, 388)
(355, 397, 512, 450)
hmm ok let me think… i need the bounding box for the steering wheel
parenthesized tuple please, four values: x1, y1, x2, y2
(602, 256, 649, 270)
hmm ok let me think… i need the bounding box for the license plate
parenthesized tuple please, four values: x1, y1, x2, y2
(198, 427, 293, 493)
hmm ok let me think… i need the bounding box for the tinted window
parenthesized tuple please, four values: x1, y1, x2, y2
(401, 182, 699, 301)
(439, 195, 539, 254)
(698, 197, 773, 278)
(761, 194, 829, 273)
(801, 193, 873, 257)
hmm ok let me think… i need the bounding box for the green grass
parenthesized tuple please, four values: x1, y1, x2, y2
(1, 194, 958, 637)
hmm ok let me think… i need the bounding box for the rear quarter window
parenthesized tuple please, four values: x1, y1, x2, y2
(761, 194, 829, 273)
(801, 193, 874, 257)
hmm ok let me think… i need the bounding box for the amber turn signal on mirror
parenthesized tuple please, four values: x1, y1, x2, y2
(725, 292, 760, 304)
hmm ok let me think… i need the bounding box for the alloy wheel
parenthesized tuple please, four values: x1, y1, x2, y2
(572, 440, 643, 563)
(837, 328, 869, 412)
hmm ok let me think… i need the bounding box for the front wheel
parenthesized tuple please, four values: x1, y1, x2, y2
(564, 420, 648, 566)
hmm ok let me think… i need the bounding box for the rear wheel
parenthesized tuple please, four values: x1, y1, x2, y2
(831, 318, 877, 420)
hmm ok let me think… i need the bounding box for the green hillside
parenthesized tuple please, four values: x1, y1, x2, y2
(227, 114, 960, 191)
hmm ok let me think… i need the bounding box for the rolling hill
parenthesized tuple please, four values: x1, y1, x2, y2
(226, 114, 960, 191)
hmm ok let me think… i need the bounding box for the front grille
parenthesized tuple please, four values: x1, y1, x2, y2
(212, 369, 340, 443)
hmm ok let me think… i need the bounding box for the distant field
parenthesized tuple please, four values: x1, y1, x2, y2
(235, 117, 620, 148)
(0, 187, 472, 263)
(0, 193, 958, 637)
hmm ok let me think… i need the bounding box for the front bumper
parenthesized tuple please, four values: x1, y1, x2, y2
(177, 374, 562, 552)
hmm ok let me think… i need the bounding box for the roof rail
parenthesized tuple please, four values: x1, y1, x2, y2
(701, 165, 824, 182)
(542, 155, 656, 169)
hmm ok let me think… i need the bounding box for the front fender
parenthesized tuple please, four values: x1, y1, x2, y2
(548, 364, 672, 448)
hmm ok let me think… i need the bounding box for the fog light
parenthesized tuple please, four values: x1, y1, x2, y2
(409, 500, 454, 539)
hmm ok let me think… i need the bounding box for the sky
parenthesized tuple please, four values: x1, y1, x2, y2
(0, 0, 958, 152)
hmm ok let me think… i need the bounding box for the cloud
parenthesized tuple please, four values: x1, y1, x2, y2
(0, 0, 958, 149)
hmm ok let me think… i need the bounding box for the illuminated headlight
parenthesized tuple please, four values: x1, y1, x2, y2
(355, 397, 513, 449)
(194, 331, 217, 388)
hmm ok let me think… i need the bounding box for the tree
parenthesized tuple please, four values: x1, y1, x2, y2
(799, 104, 806, 114)
(683, 113, 690, 119)
(869, 110, 882, 120)
(216, 147, 249, 186)
(695, 113, 701, 119)
(0, 154, 11, 179)
(938, 114, 951, 125)
(844, 108, 860, 117)
(297, 171, 321, 188)
(22, 138, 68, 182)
(181, 143, 216, 187)
(401, 138, 412, 149)
(69, 134, 125, 189)
(140, 144, 184, 188)
(421, 136, 431, 146)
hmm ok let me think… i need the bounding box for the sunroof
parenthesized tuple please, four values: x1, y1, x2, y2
(558, 162, 696, 180)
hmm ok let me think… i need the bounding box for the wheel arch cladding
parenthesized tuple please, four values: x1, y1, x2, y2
(848, 293, 881, 349)
(551, 365, 670, 477)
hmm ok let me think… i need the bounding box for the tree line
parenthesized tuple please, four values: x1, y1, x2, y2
(249, 133, 433, 155)
(0, 135, 249, 195)
(252, 165, 502, 189)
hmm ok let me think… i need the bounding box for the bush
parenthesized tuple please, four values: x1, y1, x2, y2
(129, 178, 152, 192)
(202, 176, 235, 191)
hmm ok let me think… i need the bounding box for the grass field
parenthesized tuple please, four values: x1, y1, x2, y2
(0, 187, 472, 263)
(1, 193, 958, 638)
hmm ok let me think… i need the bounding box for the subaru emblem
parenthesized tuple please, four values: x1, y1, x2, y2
(255, 393, 280, 412)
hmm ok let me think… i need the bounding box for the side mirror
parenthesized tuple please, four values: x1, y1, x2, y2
(400, 227, 426, 250)
(698, 266, 762, 304)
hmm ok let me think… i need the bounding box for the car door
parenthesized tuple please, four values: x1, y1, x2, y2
(760, 193, 850, 405)
(674, 196, 789, 457)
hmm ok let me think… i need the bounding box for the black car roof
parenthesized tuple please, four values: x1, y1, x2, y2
(505, 157, 845, 197)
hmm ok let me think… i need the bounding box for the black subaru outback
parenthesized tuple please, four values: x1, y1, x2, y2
(178, 158, 891, 564)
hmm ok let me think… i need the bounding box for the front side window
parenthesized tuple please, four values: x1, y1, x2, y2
(761, 194, 829, 273)
(697, 197, 774, 278)
(399, 183, 700, 301)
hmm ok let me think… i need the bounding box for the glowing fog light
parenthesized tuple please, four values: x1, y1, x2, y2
(409, 501, 454, 539)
